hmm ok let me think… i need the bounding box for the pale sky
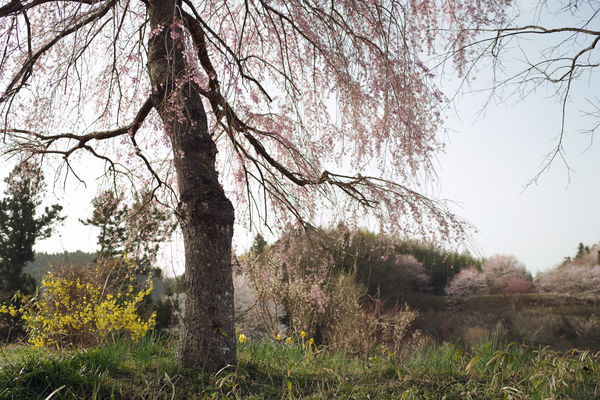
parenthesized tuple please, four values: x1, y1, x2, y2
(438, 92, 600, 274)
(434, 0, 600, 273)
(1, 0, 598, 276)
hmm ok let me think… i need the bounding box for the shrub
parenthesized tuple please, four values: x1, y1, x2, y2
(250, 250, 329, 338)
(305, 273, 423, 355)
(445, 267, 489, 296)
(238, 227, 338, 338)
(235, 253, 287, 337)
(0, 257, 155, 348)
(239, 233, 424, 353)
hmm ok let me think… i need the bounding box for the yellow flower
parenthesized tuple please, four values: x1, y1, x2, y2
(275, 333, 281, 341)
(286, 337, 292, 344)
(238, 333, 247, 343)
(300, 331, 306, 338)
(308, 338, 314, 345)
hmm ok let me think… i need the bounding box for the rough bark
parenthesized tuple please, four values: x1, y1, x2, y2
(146, 0, 236, 370)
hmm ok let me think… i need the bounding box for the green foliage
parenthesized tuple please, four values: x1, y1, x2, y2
(394, 239, 483, 294)
(0, 161, 64, 297)
(0, 334, 175, 400)
(249, 233, 267, 256)
(0, 349, 118, 399)
(152, 297, 179, 331)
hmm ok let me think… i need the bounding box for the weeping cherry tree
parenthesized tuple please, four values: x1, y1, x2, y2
(0, 0, 511, 370)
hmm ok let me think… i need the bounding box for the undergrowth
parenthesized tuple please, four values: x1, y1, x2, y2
(0, 334, 598, 399)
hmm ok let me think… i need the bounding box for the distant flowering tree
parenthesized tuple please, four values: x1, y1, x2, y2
(0, 0, 512, 370)
(481, 255, 532, 295)
(503, 277, 534, 295)
(393, 254, 431, 293)
(445, 267, 489, 297)
(537, 265, 600, 294)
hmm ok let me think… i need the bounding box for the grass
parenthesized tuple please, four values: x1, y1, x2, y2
(0, 334, 598, 399)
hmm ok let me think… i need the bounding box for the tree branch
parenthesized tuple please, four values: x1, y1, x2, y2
(3, 96, 153, 154)
(0, 0, 116, 104)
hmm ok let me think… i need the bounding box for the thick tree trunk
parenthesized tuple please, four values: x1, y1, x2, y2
(146, 0, 236, 370)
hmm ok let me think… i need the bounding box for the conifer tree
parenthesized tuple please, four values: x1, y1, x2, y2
(0, 161, 64, 297)
(83, 189, 174, 275)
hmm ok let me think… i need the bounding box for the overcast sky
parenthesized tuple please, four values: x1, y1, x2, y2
(1, 0, 598, 276)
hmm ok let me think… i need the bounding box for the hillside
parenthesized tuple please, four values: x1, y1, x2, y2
(24, 251, 96, 283)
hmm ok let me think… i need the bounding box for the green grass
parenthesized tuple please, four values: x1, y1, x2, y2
(0, 334, 598, 399)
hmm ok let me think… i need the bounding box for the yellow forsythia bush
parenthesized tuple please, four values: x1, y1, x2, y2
(0, 258, 156, 348)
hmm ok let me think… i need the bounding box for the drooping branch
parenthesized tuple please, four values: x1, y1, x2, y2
(0, 0, 99, 17)
(0, 0, 116, 105)
(436, 13, 600, 186)
(484, 24, 600, 38)
(176, 4, 457, 229)
(3, 96, 153, 151)
(181, 4, 273, 103)
(3, 96, 165, 191)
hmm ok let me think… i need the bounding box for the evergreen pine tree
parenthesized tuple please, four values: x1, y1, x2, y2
(0, 161, 64, 297)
